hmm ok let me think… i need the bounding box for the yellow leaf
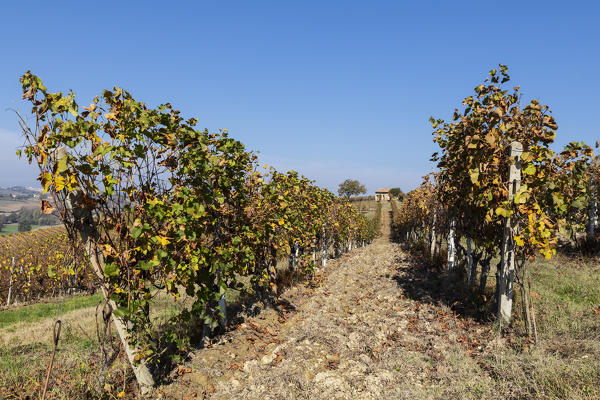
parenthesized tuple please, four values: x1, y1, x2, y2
(54, 175, 66, 191)
(514, 235, 524, 246)
(156, 236, 170, 246)
(278, 219, 285, 225)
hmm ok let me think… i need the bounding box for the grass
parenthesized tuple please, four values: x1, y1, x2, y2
(401, 236, 600, 399)
(0, 223, 48, 235)
(0, 293, 132, 398)
(0, 224, 19, 235)
(0, 293, 102, 329)
(475, 254, 600, 399)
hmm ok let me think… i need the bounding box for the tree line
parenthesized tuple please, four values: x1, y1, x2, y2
(0, 206, 60, 232)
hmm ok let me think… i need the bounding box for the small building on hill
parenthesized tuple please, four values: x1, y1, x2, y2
(375, 188, 391, 202)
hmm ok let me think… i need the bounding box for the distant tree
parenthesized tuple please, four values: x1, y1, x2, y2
(338, 179, 367, 199)
(389, 187, 404, 199)
(18, 220, 31, 232)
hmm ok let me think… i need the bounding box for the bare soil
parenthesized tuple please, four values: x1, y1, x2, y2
(158, 209, 497, 400)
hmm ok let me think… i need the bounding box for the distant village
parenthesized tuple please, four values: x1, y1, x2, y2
(0, 186, 44, 200)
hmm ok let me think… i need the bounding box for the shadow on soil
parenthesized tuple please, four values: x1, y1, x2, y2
(389, 250, 496, 324)
(150, 268, 304, 384)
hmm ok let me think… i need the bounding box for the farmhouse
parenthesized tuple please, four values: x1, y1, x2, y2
(375, 188, 390, 202)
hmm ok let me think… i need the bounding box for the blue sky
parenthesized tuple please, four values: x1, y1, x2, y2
(1, 1, 598, 193)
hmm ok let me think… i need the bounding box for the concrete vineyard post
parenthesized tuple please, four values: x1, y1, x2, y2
(430, 211, 437, 259)
(498, 141, 522, 325)
(289, 242, 300, 270)
(321, 226, 327, 266)
(288, 242, 299, 270)
(447, 219, 456, 269)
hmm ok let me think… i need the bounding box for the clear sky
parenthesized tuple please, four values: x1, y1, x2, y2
(0, 1, 598, 193)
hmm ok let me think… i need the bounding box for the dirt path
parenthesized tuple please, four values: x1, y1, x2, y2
(160, 204, 493, 399)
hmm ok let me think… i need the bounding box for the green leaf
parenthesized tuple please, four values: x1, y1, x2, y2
(103, 262, 119, 277)
(57, 156, 69, 173)
(113, 307, 129, 318)
(138, 261, 151, 271)
(469, 169, 479, 184)
(522, 163, 536, 175)
(131, 226, 143, 239)
(572, 198, 586, 210)
(495, 207, 511, 218)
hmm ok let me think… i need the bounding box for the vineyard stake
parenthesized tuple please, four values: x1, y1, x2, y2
(587, 177, 597, 240)
(520, 261, 533, 338)
(41, 319, 62, 400)
(466, 237, 474, 287)
(216, 268, 227, 328)
(447, 219, 456, 269)
(321, 230, 327, 266)
(430, 211, 437, 260)
(498, 141, 522, 325)
(526, 268, 538, 344)
(6, 257, 15, 306)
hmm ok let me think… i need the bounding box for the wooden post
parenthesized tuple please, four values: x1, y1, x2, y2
(216, 269, 227, 328)
(51, 147, 155, 392)
(447, 219, 456, 269)
(6, 257, 15, 306)
(430, 211, 437, 259)
(466, 237, 474, 287)
(498, 141, 522, 325)
(587, 179, 597, 241)
(218, 293, 227, 327)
